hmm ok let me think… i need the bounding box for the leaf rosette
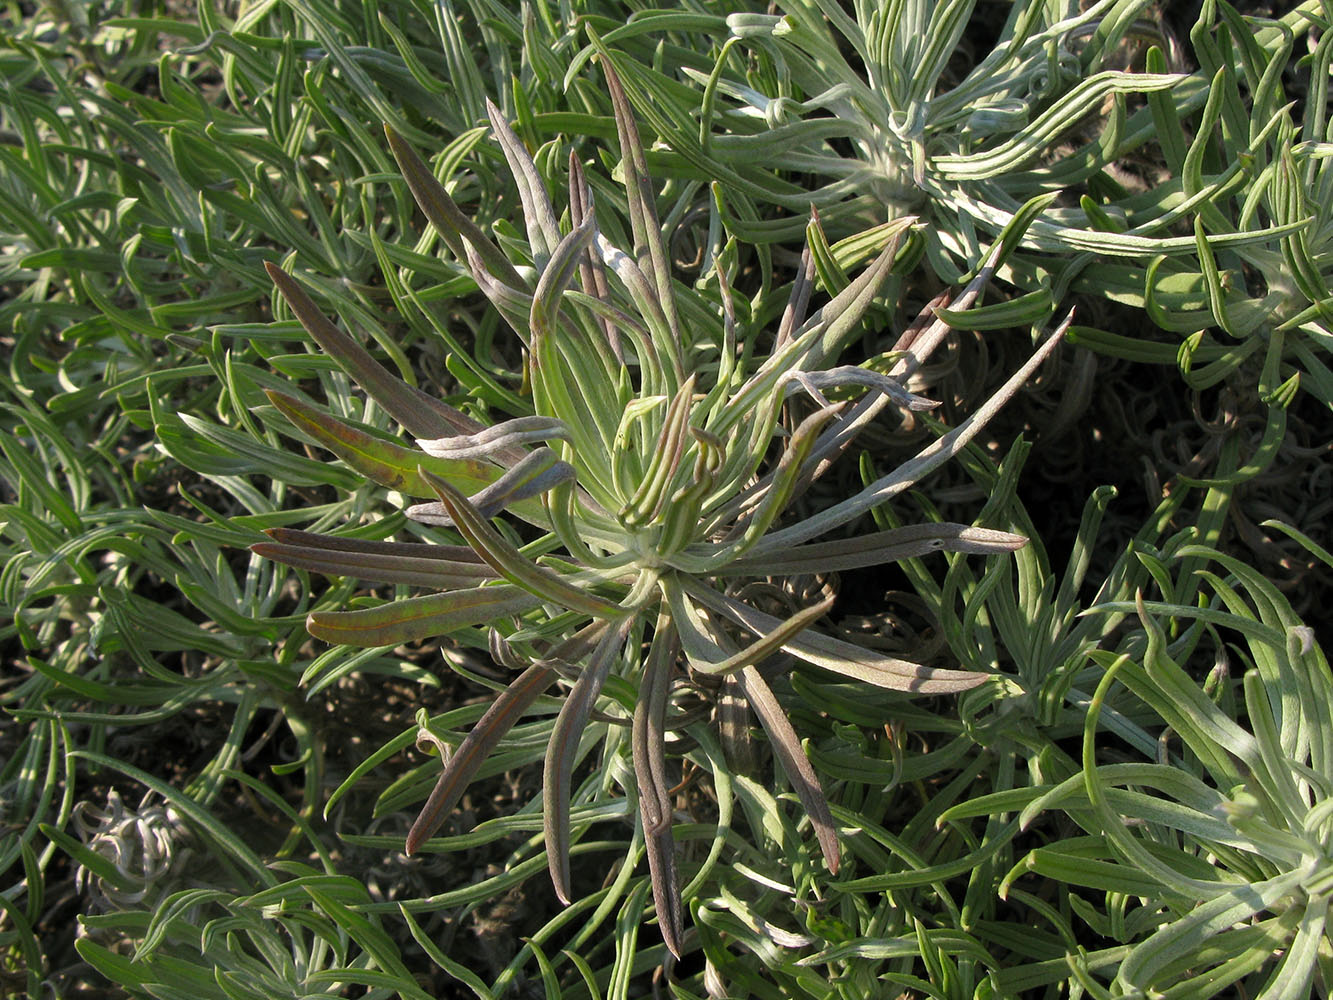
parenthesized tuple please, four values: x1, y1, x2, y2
(252, 65, 1067, 955)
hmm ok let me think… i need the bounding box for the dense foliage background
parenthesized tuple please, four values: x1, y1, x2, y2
(2, 1, 1331, 997)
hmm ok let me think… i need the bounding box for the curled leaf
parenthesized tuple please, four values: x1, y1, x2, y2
(417, 416, 570, 460)
(783, 367, 938, 412)
(407, 447, 576, 525)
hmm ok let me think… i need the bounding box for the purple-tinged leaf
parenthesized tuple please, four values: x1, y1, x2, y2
(258, 528, 481, 561)
(465, 244, 537, 342)
(603, 62, 680, 344)
(406, 663, 556, 855)
(417, 417, 570, 460)
(633, 618, 684, 957)
(264, 393, 550, 527)
(405, 623, 607, 854)
(486, 98, 563, 267)
(757, 308, 1075, 550)
(719, 523, 1028, 576)
(530, 212, 599, 341)
(253, 529, 496, 589)
(795, 282, 964, 490)
(384, 126, 526, 291)
(265, 391, 477, 497)
(688, 590, 835, 678)
(783, 367, 938, 412)
(775, 241, 815, 352)
(544, 620, 632, 904)
(716, 237, 899, 434)
(569, 151, 619, 357)
(736, 664, 840, 873)
(264, 261, 476, 441)
(306, 584, 541, 648)
(687, 583, 988, 694)
(593, 233, 680, 385)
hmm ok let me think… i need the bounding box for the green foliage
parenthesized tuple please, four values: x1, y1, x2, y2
(585, 0, 1330, 410)
(255, 64, 1066, 955)
(1, 0, 1329, 997)
(952, 527, 1333, 999)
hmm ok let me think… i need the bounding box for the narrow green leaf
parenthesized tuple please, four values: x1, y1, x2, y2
(306, 585, 540, 647)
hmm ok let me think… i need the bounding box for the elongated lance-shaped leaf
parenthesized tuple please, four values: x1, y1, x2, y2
(806, 221, 910, 368)
(407, 448, 575, 525)
(736, 663, 840, 873)
(253, 529, 497, 589)
(406, 667, 550, 854)
(460, 239, 538, 331)
(663, 575, 730, 668)
(594, 233, 682, 388)
(713, 240, 740, 388)
(417, 417, 570, 460)
(261, 527, 488, 563)
(569, 150, 620, 356)
(265, 261, 476, 442)
(405, 621, 608, 855)
(619, 375, 696, 529)
(755, 308, 1074, 551)
(775, 239, 816, 351)
(530, 211, 599, 341)
(544, 618, 634, 904)
(306, 584, 541, 647)
(603, 62, 681, 349)
(687, 581, 987, 693)
(485, 98, 563, 269)
(633, 616, 684, 958)
(384, 125, 526, 291)
(717, 523, 1028, 576)
(264, 391, 529, 504)
(421, 468, 628, 620)
(564, 289, 656, 389)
